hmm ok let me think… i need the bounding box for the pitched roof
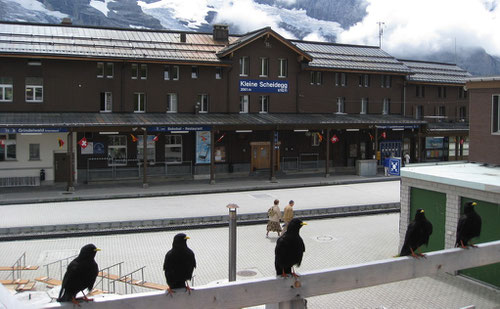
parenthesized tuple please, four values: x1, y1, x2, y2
(292, 41, 411, 74)
(399, 60, 471, 85)
(216, 27, 312, 61)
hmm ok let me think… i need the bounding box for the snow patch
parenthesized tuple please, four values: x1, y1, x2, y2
(90, 0, 116, 17)
(9, 0, 67, 19)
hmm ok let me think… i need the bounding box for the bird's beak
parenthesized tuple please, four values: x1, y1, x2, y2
(472, 202, 477, 206)
(185, 236, 190, 240)
(94, 248, 101, 252)
(300, 222, 307, 226)
(420, 210, 425, 213)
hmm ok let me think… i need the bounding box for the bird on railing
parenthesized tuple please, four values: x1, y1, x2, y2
(456, 201, 482, 248)
(275, 218, 307, 283)
(57, 244, 100, 305)
(164, 233, 196, 295)
(400, 209, 433, 258)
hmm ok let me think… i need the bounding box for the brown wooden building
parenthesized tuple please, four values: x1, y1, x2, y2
(0, 21, 471, 187)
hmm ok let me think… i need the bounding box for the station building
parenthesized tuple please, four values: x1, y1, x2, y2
(0, 21, 469, 187)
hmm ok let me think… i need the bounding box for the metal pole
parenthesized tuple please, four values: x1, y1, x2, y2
(270, 130, 277, 183)
(210, 129, 215, 184)
(227, 203, 239, 282)
(67, 131, 75, 192)
(325, 129, 330, 177)
(142, 128, 148, 188)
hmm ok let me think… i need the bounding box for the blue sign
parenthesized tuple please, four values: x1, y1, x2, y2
(94, 142, 105, 155)
(147, 126, 211, 132)
(239, 79, 288, 93)
(388, 158, 401, 176)
(0, 128, 69, 133)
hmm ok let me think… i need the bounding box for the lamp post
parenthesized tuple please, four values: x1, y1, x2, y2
(227, 203, 239, 282)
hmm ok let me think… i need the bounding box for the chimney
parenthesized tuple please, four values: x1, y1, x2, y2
(213, 24, 229, 42)
(180, 33, 186, 43)
(61, 18, 72, 25)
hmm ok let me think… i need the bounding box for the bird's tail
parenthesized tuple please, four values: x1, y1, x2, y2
(56, 289, 71, 302)
(399, 246, 411, 257)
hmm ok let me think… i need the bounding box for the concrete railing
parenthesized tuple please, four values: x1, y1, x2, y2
(44, 240, 500, 309)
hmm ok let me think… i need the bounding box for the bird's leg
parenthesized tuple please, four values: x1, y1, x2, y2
(410, 248, 420, 259)
(281, 269, 288, 278)
(469, 242, 478, 248)
(185, 281, 194, 294)
(416, 248, 427, 259)
(291, 267, 300, 279)
(460, 240, 468, 249)
(81, 291, 94, 302)
(71, 297, 81, 307)
(167, 287, 175, 297)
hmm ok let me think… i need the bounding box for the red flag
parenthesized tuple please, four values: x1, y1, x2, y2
(78, 137, 88, 149)
(153, 135, 159, 142)
(130, 134, 138, 142)
(330, 134, 339, 144)
(58, 138, 64, 148)
(0, 139, 4, 148)
(216, 133, 226, 143)
(381, 131, 387, 139)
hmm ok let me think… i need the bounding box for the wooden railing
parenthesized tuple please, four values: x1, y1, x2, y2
(43, 240, 500, 309)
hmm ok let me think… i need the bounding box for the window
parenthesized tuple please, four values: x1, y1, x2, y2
(0, 77, 13, 102)
(335, 72, 347, 87)
(437, 106, 446, 116)
(107, 135, 127, 166)
(415, 105, 423, 120)
(359, 74, 369, 87)
(381, 75, 392, 88)
(259, 57, 269, 77)
(312, 133, 321, 146)
(492, 95, 499, 133)
(239, 56, 249, 76)
(131, 64, 138, 79)
(167, 93, 178, 113)
(416, 85, 425, 98)
(191, 66, 199, 79)
(259, 95, 269, 113)
(164, 66, 180, 80)
(140, 64, 147, 79)
(382, 98, 390, 115)
(97, 62, 104, 78)
(100, 92, 112, 112)
(459, 87, 467, 99)
(134, 93, 146, 113)
(278, 59, 287, 78)
(132, 64, 147, 79)
(459, 106, 467, 121)
(163, 66, 170, 80)
(216, 67, 223, 79)
(310, 71, 322, 85)
(197, 94, 209, 113)
(240, 95, 249, 113)
(25, 77, 43, 102)
(105, 63, 113, 78)
(0, 134, 16, 161)
(172, 66, 179, 80)
(29, 144, 40, 161)
(165, 135, 182, 164)
(336, 97, 345, 114)
(438, 86, 447, 98)
(137, 135, 156, 164)
(361, 98, 368, 114)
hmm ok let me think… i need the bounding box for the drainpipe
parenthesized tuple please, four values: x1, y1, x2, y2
(142, 128, 148, 189)
(66, 130, 74, 192)
(403, 79, 407, 117)
(325, 128, 330, 177)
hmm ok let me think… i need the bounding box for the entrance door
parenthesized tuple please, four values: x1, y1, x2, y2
(251, 142, 270, 170)
(54, 153, 69, 182)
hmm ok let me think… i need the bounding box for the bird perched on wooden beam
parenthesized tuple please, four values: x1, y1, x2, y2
(275, 218, 307, 279)
(164, 233, 196, 295)
(456, 201, 482, 248)
(400, 209, 433, 258)
(57, 244, 100, 305)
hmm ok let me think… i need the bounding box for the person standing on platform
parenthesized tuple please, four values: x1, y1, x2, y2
(266, 199, 282, 237)
(282, 200, 295, 233)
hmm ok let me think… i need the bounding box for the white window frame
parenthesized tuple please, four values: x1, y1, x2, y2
(131, 64, 138, 79)
(381, 75, 392, 88)
(107, 135, 127, 166)
(191, 66, 199, 79)
(382, 98, 390, 115)
(311, 71, 322, 85)
(100, 92, 112, 112)
(360, 98, 368, 114)
(415, 105, 423, 120)
(165, 135, 183, 164)
(335, 72, 347, 87)
(278, 58, 287, 78)
(492, 95, 500, 134)
(259, 95, 269, 113)
(336, 97, 345, 114)
(137, 135, 156, 165)
(25, 85, 43, 103)
(259, 57, 269, 77)
(0, 83, 13, 102)
(163, 65, 171, 80)
(97, 62, 104, 78)
(216, 67, 223, 79)
(198, 94, 208, 113)
(140, 64, 148, 80)
(239, 56, 249, 76)
(312, 133, 320, 146)
(240, 95, 249, 113)
(29, 143, 40, 161)
(134, 93, 146, 113)
(167, 93, 178, 113)
(105, 63, 114, 78)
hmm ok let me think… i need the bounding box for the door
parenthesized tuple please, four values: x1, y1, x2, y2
(251, 142, 270, 170)
(54, 153, 69, 182)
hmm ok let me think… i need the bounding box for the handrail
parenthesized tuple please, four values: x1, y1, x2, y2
(43, 254, 77, 280)
(42, 240, 500, 309)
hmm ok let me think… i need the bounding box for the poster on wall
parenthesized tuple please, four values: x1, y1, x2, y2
(214, 146, 226, 162)
(81, 142, 94, 155)
(196, 131, 211, 164)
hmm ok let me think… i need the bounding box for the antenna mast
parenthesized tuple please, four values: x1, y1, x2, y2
(377, 21, 385, 48)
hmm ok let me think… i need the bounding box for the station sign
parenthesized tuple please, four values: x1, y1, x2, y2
(239, 79, 289, 93)
(0, 128, 69, 133)
(388, 157, 401, 176)
(147, 126, 211, 132)
(376, 125, 420, 129)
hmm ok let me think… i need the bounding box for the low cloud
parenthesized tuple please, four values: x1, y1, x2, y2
(338, 0, 500, 57)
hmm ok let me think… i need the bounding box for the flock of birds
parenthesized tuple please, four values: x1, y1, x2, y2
(56, 202, 482, 305)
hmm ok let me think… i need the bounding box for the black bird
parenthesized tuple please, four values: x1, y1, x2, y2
(57, 244, 100, 305)
(456, 201, 482, 248)
(275, 218, 307, 278)
(400, 208, 433, 258)
(163, 233, 196, 295)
